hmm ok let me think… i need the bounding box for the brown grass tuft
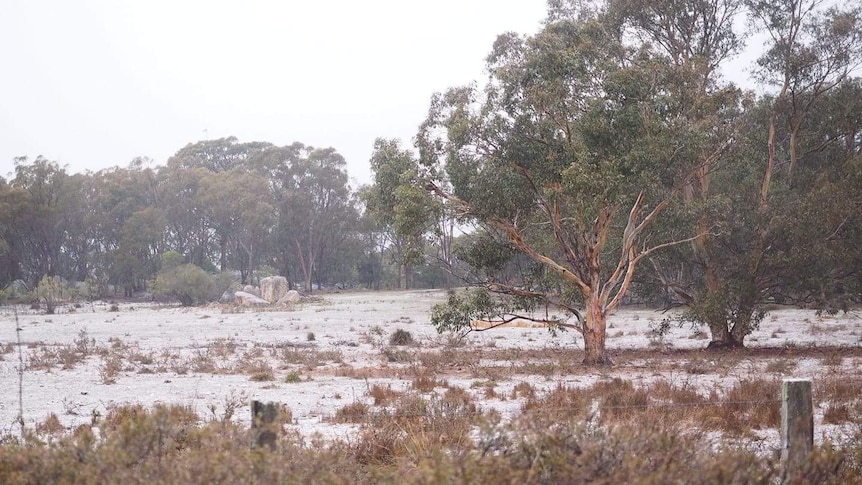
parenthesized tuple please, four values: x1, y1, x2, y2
(368, 384, 401, 406)
(333, 401, 369, 423)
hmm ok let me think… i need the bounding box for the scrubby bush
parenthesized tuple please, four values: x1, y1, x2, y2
(388, 329, 415, 346)
(152, 263, 213, 306)
(32, 275, 77, 314)
(151, 253, 216, 306)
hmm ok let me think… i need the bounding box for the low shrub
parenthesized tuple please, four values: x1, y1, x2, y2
(388, 329, 415, 346)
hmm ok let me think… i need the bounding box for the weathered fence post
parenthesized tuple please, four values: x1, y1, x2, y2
(781, 379, 813, 478)
(250, 400, 280, 450)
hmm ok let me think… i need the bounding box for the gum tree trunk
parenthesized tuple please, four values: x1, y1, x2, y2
(583, 295, 612, 365)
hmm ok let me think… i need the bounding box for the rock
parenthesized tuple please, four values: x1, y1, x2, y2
(219, 290, 236, 304)
(243, 285, 260, 296)
(276, 290, 301, 306)
(234, 291, 269, 306)
(260, 276, 289, 304)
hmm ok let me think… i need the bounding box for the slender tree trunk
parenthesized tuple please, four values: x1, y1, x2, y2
(788, 123, 800, 187)
(247, 241, 255, 286)
(293, 238, 313, 293)
(583, 294, 612, 365)
(219, 235, 227, 272)
(400, 263, 410, 290)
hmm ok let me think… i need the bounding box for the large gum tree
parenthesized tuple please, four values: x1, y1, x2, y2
(417, 4, 707, 365)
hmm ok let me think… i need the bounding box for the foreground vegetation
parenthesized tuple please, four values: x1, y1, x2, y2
(1, 391, 860, 484)
(13, 305, 862, 483)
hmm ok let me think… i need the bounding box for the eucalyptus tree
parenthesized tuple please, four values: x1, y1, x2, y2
(89, 161, 160, 292)
(354, 208, 386, 290)
(55, 172, 100, 282)
(153, 166, 212, 267)
(167, 137, 272, 173)
(160, 137, 277, 271)
(0, 157, 71, 287)
(196, 170, 275, 283)
(607, 0, 757, 346)
(365, 138, 438, 289)
(273, 146, 354, 292)
(747, 79, 862, 311)
(109, 207, 167, 297)
(418, 4, 708, 364)
(0, 177, 24, 287)
(252, 143, 306, 284)
(663, 0, 862, 347)
(748, 0, 862, 187)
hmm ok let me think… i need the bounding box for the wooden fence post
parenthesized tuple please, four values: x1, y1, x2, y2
(781, 379, 813, 477)
(250, 400, 280, 450)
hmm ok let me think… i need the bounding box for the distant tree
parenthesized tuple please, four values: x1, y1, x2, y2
(154, 166, 212, 268)
(272, 146, 354, 292)
(166, 137, 272, 173)
(0, 177, 23, 286)
(87, 161, 160, 295)
(1, 157, 70, 287)
(364, 138, 437, 290)
(354, 210, 386, 290)
(196, 170, 274, 283)
(109, 207, 167, 297)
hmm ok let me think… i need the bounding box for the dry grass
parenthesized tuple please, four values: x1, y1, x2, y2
(1, 399, 861, 483)
(519, 376, 785, 436)
(8, 302, 862, 483)
(368, 384, 401, 406)
(816, 377, 862, 402)
(511, 381, 536, 399)
(411, 375, 446, 393)
(764, 358, 797, 375)
(388, 329, 415, 346)
(381, 347, 414, 363)
(99, 355, 123, 384)
(34, 413, 64, 437)
(333, 401, 369, 423)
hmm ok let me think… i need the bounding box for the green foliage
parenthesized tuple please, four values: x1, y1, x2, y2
(33, 275, 76, 315)
(454, 233, 518, 277)
(430, 288, 508, 334)
(365, 138, 438, 289)
(159, 251, 185, 270)
(152, 262, 214, 307)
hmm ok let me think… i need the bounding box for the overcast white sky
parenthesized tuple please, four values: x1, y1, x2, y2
(0, 0, 551, 185)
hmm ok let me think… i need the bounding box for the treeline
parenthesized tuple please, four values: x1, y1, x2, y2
(0, 138, 453, 300)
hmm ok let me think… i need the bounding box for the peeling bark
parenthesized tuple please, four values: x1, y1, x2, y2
(583, 295, 612, 365)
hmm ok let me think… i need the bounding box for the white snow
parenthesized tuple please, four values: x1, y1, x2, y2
(1, 290, 860, 447)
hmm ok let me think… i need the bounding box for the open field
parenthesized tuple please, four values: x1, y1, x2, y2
(2, 290, 862, 481)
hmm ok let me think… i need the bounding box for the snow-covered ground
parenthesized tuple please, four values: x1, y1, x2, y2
(1, 290, 860, 445)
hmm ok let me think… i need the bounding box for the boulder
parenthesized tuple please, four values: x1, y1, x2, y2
(242, 285, 260, 297)
(260, 276, 289, 304)
(276, 289, 301, 306)
(234, 291, 269, 306)
(219, 290, 236, 304)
